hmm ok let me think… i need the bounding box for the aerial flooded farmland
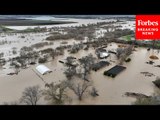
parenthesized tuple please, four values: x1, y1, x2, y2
(0, 15, 160, 105)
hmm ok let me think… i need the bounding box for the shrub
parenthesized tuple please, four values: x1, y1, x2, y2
(38, 57, 47, 63)
(125, 58, 131, 62)
(153, 77, 160, 88)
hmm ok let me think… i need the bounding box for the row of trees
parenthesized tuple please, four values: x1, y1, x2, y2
(64, 54, 96, 81)
(103, 29, 134, 39)
(5, 78, 97, 105)
(6, 73, 160, 105)
(46, 22, 105, 42)
(4, 82, 69, 105)
(31, 42, 54, 49)
(62, 54, 98, 101)
(8, 41, 84, 70)
(18, 27, 48, 33)
(0, 40, 14, 45)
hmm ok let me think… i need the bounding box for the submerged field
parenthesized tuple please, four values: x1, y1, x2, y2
(0, 19, 77, 26)
(0, 17, 159, 105)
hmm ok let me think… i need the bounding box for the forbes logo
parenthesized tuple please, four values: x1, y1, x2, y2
(138, 20, 159, 26)
(136, 15, 160, 40)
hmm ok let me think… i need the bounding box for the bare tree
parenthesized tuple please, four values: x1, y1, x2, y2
(43, 81, 71, 105)
(50, 49, 56, 59)
(116, 48, 124, 59)
(78, 54, 96, 81)
(12, 47, 17, 55)
(119, 53, 127, 65)
(64, 67, 76, 80)
(90, 87, 99, 97)
(20, 46, 39, 65)
(0, 52, 5, 66)
(20, 85, 42, 105)
(20, 46, 33, 57)
(0, 52, 4, 59)
(65, 56, 76, 68)
(117, 45, 133, 65)
(116, 45, 132, 59)
(125, 45, 133, 56)
(68, 80, 91, 101)
(64, 56, 77, 80)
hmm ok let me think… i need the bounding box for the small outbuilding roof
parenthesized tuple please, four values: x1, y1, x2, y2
(100, 52, 109, 58)
(104, 65, 126, 77)
(92, 61, 110, 71)
(36, 65, 52, 75)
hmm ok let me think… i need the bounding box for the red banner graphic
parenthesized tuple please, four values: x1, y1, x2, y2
(136, 15, 160, 40)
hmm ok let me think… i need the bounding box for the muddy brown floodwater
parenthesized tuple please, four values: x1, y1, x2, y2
(0, 42, 160, 105)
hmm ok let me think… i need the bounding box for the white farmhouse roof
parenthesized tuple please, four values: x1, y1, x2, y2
(36, 65, 52, 75)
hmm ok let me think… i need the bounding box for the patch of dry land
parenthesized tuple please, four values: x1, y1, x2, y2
(0, 17, 160, 105)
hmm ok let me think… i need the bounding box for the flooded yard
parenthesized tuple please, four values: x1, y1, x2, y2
(0, 16, 159, 105)
(0, 41, 159, 104)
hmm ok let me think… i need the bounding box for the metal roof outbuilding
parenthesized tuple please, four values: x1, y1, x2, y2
(36, 65, 52, 75)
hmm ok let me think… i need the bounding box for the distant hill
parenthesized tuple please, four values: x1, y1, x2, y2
(0, 19, 77, 26)
(51, 15, 135, 19)
(0, 15, 135, 20)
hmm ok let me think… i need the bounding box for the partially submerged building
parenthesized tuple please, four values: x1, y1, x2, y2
(104, 65, 126, 78)
(92, 61, 110, 71)
(108, 50, 117, 55)
(95, 48, 106, 55)
(36, 65, 52, 75)
(99, 52, 110, 59)
(95, 48, 110, 59)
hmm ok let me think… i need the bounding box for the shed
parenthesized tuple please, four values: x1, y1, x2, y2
(104, 65, 126, 78)
(99, 52, 110, 59)
(36, 65, 52, 75)
(92, 61, 110, 71)
(95, 48, 106, 55)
